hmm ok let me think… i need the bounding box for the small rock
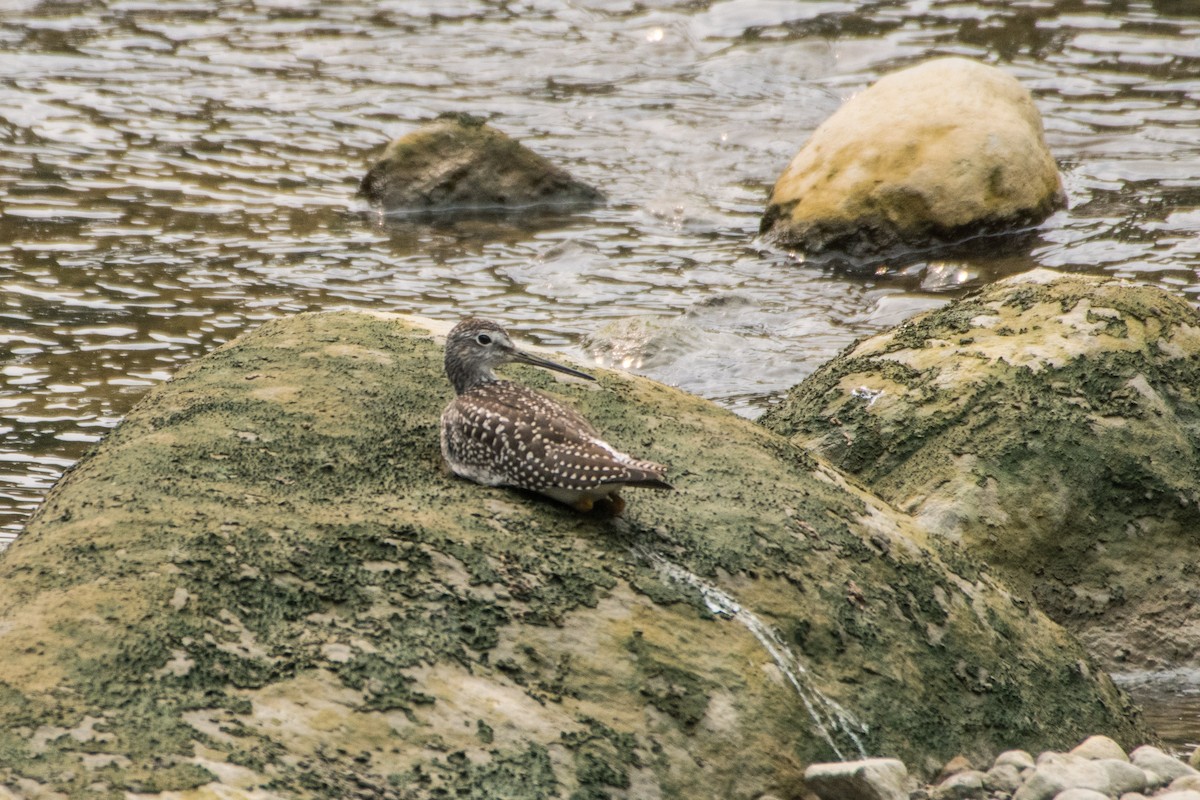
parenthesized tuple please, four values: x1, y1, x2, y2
(1155, 792, 1200, 800)
(984, 763, 1023, 794)
(1170, 776, 1200, 793)
(1013, 754, 1145, 800)
(933, 770, 986, 800)
(805, 758, 910, 800)
(996, 750, 1037, 772)
(1056, 786, 1108, 800)
(1191, 745, 1200, 771)
(1071, 735, 1128, 761)
(1119, 793, 1148, 800)
(938, 756, 975, 783)
(1131, 745, 1198, 787)
(1097, 759, 1149, 796)
(1053, 790, 1109, 800)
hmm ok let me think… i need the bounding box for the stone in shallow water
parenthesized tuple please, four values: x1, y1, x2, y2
(804, 758, 909, 800)
(358, 112, 604, 214)
(760, 57, 1063, 259)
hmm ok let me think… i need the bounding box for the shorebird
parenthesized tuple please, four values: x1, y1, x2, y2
(440, 318, 672, 514)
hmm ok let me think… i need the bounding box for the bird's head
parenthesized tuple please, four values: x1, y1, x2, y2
(444, 317, 594, 394)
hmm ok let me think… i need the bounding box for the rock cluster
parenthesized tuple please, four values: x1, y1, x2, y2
(806, 738, 1200, 800)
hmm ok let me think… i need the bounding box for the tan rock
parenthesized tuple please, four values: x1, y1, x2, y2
(805, 759, 910, 800)
(1072, 735, 1129, 761)
(761, 57, 1063, 257)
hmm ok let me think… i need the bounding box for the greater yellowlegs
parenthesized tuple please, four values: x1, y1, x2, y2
(440, 318, 672, 514)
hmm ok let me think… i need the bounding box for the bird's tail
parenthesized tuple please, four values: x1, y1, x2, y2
(624, 460, 674, 490)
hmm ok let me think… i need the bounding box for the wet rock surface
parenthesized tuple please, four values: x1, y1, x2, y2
(358, 112, 604, 214)
(0, 312, 1144, 798)
(760, 269, 1200, 671)
(760, 57, 1064, 261)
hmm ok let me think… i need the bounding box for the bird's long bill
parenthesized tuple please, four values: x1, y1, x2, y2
(512, 349, 596, 381)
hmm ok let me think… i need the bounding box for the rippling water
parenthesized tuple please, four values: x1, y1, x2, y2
(1, 0, 1199, 743)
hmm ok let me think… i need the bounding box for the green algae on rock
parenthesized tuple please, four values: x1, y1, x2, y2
(0, 311, 1144, 798)
(760, 269, 1200, 671)
(760, 58, 1064, 259)
(358, 113, 604, 214)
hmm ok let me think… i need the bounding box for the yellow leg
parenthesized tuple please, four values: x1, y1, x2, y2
(572, 496, 595, 513)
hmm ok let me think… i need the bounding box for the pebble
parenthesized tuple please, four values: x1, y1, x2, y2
(1054, 790, 1109, 800)
(985, 764, 1023, 794)
(1071, 735, 1129, 762)
(1133, 746, 1199, 788)
(910, 738, 1200, 800)
(806, 757, 910, 800)
(932, 770, 986, 800)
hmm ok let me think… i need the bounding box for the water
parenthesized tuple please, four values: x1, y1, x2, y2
(634, 546, 869, 760)
(0, 0, 1198, 748)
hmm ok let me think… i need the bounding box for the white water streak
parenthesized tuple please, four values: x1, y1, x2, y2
(634, 547, 868, 759)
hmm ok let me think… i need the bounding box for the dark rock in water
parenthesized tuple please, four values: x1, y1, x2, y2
(0, 311, 1146, 797)
(358, 112, 604, 214)
(760, 268, 1200, 672)
(760, 58, 1064, 261)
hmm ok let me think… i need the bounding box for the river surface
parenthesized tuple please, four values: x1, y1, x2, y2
(1, 0, 1198, 750)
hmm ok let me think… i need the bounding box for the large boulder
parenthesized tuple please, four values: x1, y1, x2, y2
(760, 269, 1200, 670)
(359, 112, 604, 213)
(760, 57, 1064, 258)
(0, 311, 1144, 798)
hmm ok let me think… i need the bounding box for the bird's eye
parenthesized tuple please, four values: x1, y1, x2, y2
(475, 333, 492, 345)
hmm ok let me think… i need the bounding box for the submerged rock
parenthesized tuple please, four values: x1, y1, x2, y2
(0, 312, 1144, 797)
(359, 112, 604, 214)
(761, 269, 1200, 670)
(760, 57, 1064, 259)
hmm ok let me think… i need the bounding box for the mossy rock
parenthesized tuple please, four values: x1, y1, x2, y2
(760, 269, 1200, 670)
(0, 311, 1144, 798)
(359, 113, 604, 214)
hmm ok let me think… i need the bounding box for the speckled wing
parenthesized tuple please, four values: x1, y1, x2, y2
(441, 381, 671, 492)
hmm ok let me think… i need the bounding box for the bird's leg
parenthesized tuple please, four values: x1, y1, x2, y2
(604, 494, 626, 517)
(572, 496, 595, 513)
